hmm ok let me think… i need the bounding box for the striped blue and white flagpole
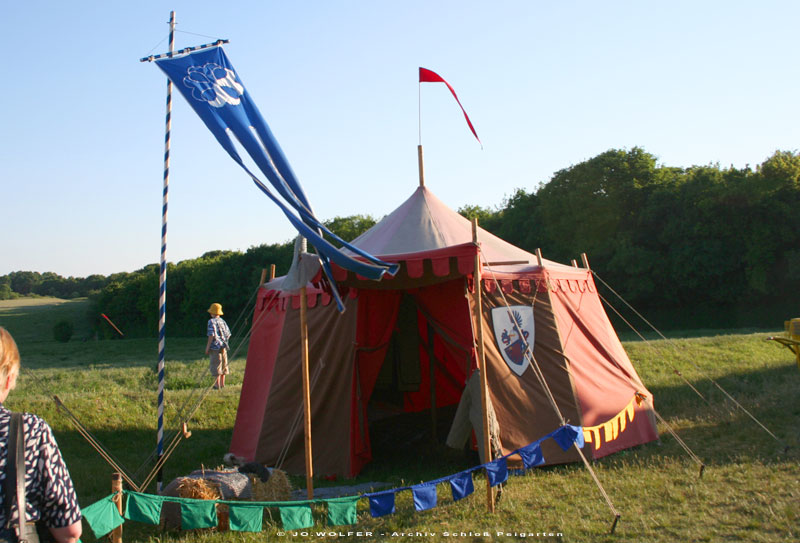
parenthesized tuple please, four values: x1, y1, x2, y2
(156, 10, 176, 493)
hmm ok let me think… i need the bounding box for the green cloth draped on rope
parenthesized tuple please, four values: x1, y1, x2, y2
(124, 491, 163, 524)
(81, 494, 124, 538)
(228, 504, 264, 532)
(326, 496, 360, 526)
(279, 504, 314, 531)
(180, 500, 218, 529)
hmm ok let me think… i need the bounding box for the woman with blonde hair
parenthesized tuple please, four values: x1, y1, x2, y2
(0, 327, 82, 543)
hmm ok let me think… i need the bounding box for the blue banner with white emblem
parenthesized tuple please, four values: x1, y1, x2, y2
(155, 46, 397, 310)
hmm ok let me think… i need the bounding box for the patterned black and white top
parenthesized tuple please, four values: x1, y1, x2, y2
(0, 404, 81, 529)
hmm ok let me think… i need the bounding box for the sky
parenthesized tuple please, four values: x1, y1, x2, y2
(2, 1, 798, 278)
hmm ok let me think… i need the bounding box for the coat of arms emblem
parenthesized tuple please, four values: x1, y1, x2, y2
(491, 306, 535, 376)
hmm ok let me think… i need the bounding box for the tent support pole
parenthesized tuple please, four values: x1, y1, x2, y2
(269, 263, 276, 281)
(471, 218, 495, 513)
(259, 268, 267, 286)
(417, 145, 426, 187)
(300, 286, 314, 499)
(581, 252, 590, 269)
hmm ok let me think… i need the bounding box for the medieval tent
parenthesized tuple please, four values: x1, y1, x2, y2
(229, 185, 659, 477)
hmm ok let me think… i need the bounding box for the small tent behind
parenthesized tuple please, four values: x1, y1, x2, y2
(230, 185, 658, 477)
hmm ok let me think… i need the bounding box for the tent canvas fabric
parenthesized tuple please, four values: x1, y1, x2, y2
(230, 186, 658, 477)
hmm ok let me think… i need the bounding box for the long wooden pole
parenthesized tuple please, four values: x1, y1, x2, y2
(300, 286, 314, 499)
(471, 218, 494, 512)
(156, 10, 176, 494)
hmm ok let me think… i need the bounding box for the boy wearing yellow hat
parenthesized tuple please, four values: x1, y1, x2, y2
(205, 303, 231, 389)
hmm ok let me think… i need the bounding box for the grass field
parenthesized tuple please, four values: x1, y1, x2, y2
(0, 298, 798, 542)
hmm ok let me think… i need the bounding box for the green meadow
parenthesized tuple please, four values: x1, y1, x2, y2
(0, 298, 797, 542)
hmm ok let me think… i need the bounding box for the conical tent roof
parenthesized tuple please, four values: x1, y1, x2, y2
(346, 185, 573, 272)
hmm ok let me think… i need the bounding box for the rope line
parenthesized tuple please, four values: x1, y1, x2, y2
(596, 291, 711, 405)
(592, 271, 785, 447)
(275, 361, 326, 470)
(475, 250, 619, 528)
(646, 399, 705, 474)
(175, 29, 224, 40)
(583, 292, 708, 473)
(51, 396, 140, 490)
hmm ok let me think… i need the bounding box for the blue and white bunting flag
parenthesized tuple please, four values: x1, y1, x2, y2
(154, 46, 398, 310)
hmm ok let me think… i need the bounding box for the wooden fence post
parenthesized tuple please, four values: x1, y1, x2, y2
(110, 472, 123, 543)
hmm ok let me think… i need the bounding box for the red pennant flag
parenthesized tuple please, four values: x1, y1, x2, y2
(419, 67, 481, 146)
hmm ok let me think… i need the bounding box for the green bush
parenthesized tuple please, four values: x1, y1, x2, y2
(53, 320, 74, 343)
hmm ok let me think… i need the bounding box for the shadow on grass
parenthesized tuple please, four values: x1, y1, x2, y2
(59, 426, 237, 503)
(620, 361, 799, 466)
(355, 363, 800, 487)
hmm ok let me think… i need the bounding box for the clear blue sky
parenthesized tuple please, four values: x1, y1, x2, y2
(2, 1, 798, 277)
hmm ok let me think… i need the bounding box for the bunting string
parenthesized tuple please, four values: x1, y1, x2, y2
(80, 425, 583, 537)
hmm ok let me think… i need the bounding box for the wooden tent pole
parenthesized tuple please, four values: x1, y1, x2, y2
(300, 286, 314, 499)
(581, 252, 590, 270)
(259, 268, 267, 286)
(417, 145, 426, 187)
(471, 218, 495, 513)
(269, 263, 276, 281)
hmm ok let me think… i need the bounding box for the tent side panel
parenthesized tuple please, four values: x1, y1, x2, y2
(254, 295, 359, 477)
(229, 290, 287, 460)
(548, 274, 658, 458)
(478, 288, 582, 464)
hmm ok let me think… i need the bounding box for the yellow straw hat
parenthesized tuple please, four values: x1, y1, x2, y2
(207, 303, 223, 316)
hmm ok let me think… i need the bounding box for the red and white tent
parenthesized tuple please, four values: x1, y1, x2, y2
(229, 185, 658, 477)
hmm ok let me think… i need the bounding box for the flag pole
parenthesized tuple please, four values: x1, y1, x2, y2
(418, 74, 426, 187)
(156, 9, 176, 493)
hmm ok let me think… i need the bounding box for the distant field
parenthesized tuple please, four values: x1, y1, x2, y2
(0, 297, 94, 343)
(1, 297, 798, 542)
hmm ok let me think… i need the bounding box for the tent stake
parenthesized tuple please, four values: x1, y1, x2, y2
(610, 513, 620, 534)
(300, 286, 314, 499)
(472, 219, 495, 513)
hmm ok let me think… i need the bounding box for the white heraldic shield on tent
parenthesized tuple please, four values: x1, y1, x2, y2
(491, 306, 535, 376)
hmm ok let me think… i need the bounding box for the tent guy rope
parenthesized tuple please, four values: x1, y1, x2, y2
(478, 244, 622, 534)
(592, 270, 787, 450)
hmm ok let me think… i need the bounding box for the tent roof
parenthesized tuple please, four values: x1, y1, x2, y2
(347, 185, 575, 272)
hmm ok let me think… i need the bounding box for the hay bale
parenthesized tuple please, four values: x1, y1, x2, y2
(177, 477, 222, 500)
(250, 468, 291, 502)
(160, 476, 230, 531)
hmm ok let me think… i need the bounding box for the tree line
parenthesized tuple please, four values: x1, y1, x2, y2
(5, 147, 799, 336)
(461, 148, 800, 329)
